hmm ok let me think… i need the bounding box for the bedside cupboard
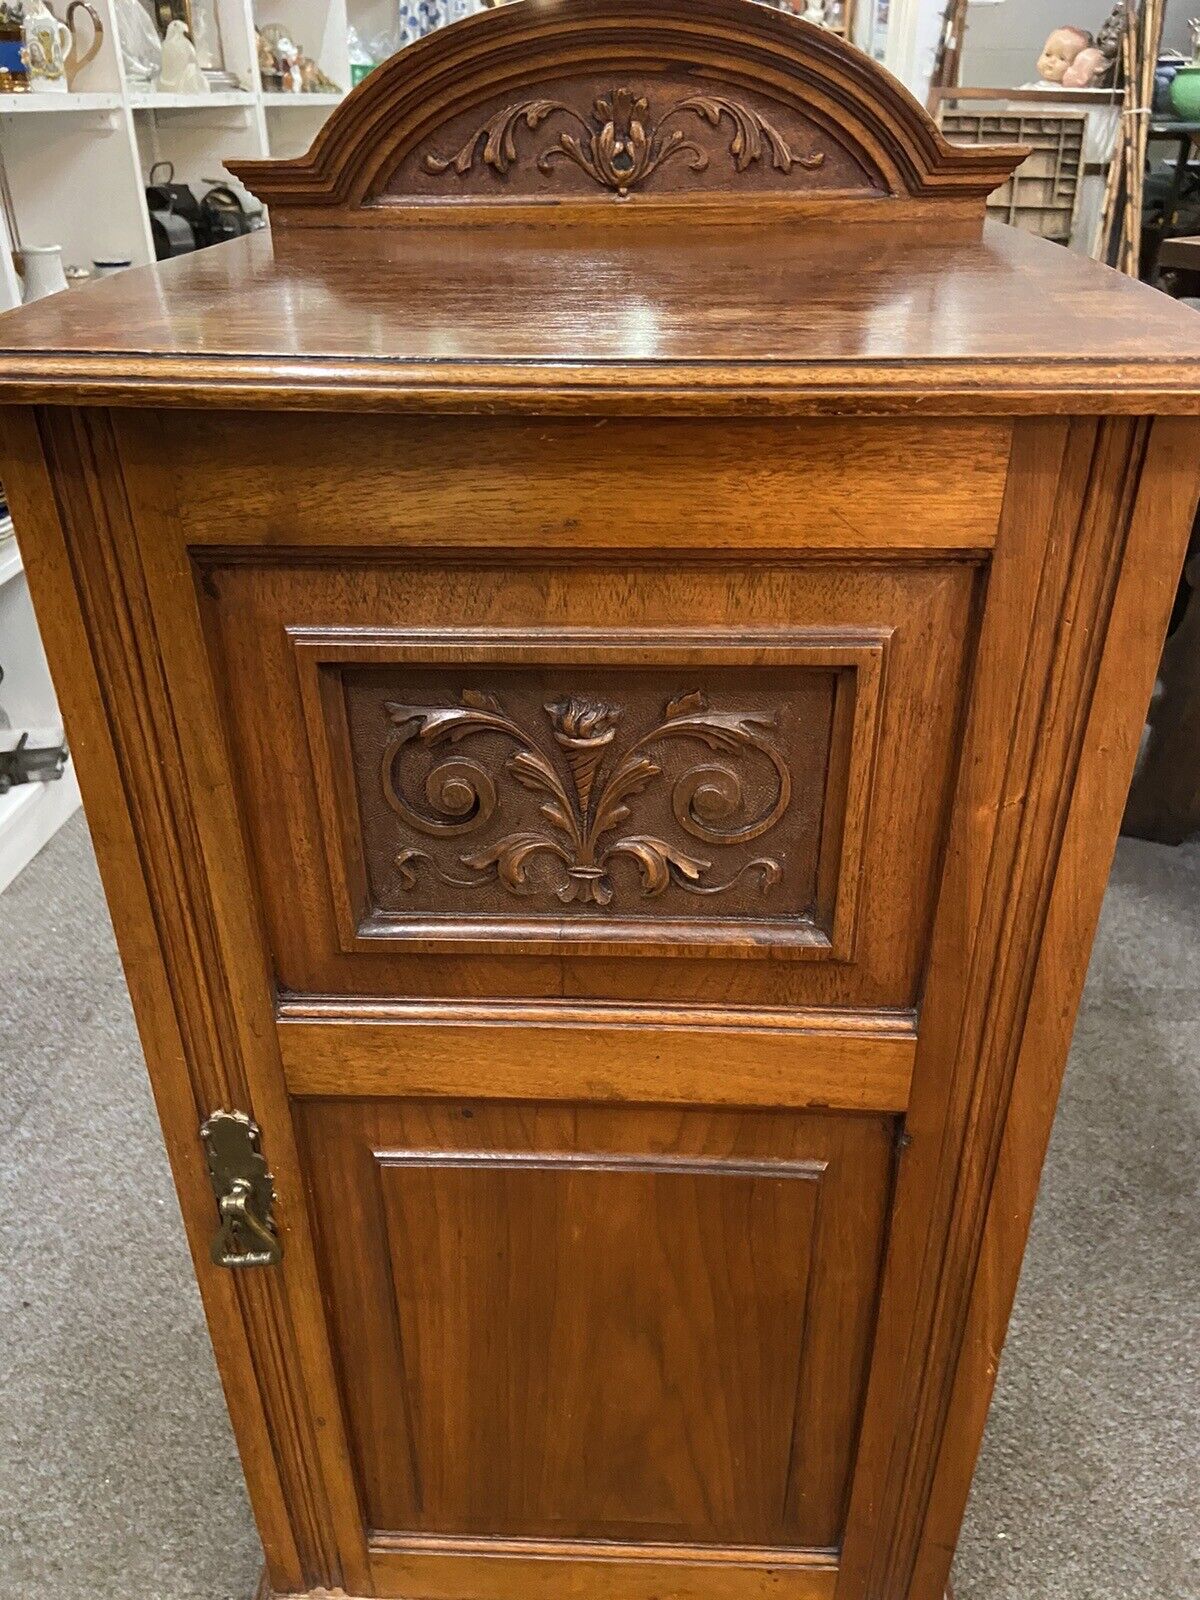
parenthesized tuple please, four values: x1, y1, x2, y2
(1, 3, 1199, 1598)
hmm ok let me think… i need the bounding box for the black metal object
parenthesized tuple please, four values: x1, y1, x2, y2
(198, 182, 266, 247)
(0, 731, 69, 792)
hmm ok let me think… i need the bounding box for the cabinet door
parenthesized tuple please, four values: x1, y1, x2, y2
(195, 514, 977, 1600)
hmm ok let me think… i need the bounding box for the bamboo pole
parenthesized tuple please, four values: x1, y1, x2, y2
(1096, 0, 1168, 274)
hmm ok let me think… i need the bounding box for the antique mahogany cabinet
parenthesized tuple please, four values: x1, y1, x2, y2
(2, 3, 1199, 1597)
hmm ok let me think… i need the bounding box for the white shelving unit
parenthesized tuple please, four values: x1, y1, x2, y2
(0, 0, 375, 885)
(0, 519, 82, 892)
(0, 0, 392, 295)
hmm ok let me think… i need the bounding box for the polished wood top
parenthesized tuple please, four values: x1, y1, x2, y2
(1, 222, 1198, 413)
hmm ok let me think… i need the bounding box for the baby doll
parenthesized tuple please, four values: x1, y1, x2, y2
(1063, 45, 1106, 86)
(1036, 25, 1092, 84)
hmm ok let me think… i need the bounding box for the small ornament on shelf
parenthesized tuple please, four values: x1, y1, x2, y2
(275, 31, 300, 90)
(0, 1, 31, 92)
(762, 0, 841, 31)
(299, 54, 338, 92)
(258, 22, 340, 93)
(23, 0, 72, 91)
(62, 1, 102, 87)
(255, 24, 279, 88)
(155, 15, 208, 91)
(113, 0, 161, 89)
(346, 26, 373, 86)
(18, 243, 67, 301)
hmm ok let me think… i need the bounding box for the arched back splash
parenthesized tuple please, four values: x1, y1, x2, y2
(230, 0, 1024, 226)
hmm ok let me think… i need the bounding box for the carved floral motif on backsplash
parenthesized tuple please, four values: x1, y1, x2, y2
(384, 690, 792, 908)
(422, 87, 826, 196)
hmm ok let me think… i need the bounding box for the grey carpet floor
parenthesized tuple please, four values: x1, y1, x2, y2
(1, 812, 1196, 1600)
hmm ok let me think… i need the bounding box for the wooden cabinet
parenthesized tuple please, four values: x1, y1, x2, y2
(2, 4, 1199, 1598)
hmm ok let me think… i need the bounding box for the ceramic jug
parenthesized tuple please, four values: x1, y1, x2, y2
(23, 0, 72, 90)
(19, 244, 68, 302)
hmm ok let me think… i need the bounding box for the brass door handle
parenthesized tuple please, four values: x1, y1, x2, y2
(201, 1110, 283, 1269)
(213, 1176, 283, 1268)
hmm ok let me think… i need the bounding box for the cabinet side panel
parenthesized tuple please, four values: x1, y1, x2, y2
(0, 404, 304, 1594)
(0, 405, 371, 1595)
(839, 415, 1199, 1600)
(910, 413, 1200, 1599)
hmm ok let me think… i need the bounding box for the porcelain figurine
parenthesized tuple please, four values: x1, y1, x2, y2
(255, 27, 279, 88)
(275, 33, 301, 92)
(155, 18, 208, 94)
(23, 0, 72, 91)
(299, 54, 339, 93)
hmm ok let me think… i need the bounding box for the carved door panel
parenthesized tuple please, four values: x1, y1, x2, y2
(201, 555, 977, 1011)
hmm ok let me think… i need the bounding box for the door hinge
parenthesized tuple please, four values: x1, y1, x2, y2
(200, 1109, 283, 1268)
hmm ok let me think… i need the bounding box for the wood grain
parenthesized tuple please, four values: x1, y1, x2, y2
(297, 1100, 893, 1556)
(838, 416, 1200, 1600)
(367, 1541, 838, 1600)
(907, 416, 1200, 1599)
(117, 412, 1010, 553)
(0, 408, 353, 1594)
(277, 999, 916, 1112)
(1, 227, 1199, 414)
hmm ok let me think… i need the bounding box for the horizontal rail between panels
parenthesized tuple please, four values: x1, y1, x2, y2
(277, 999, 917, 1113)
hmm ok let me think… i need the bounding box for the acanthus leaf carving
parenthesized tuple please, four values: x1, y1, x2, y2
(422, 86, 825, 196)
(383, 690, 789, 909)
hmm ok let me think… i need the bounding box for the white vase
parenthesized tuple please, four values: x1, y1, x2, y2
(19, 244, 68, 302)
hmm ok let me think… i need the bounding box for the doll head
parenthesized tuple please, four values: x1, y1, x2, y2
(1037, 25, 1092, 83)
(1062, 44, 1106, 86)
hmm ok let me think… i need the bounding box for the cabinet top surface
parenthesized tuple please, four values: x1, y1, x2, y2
(1, 222, 1198, 414)
(1, 0, 1198, 415)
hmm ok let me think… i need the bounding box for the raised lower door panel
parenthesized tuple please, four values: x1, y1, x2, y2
(298, 1099, 893, 1584)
